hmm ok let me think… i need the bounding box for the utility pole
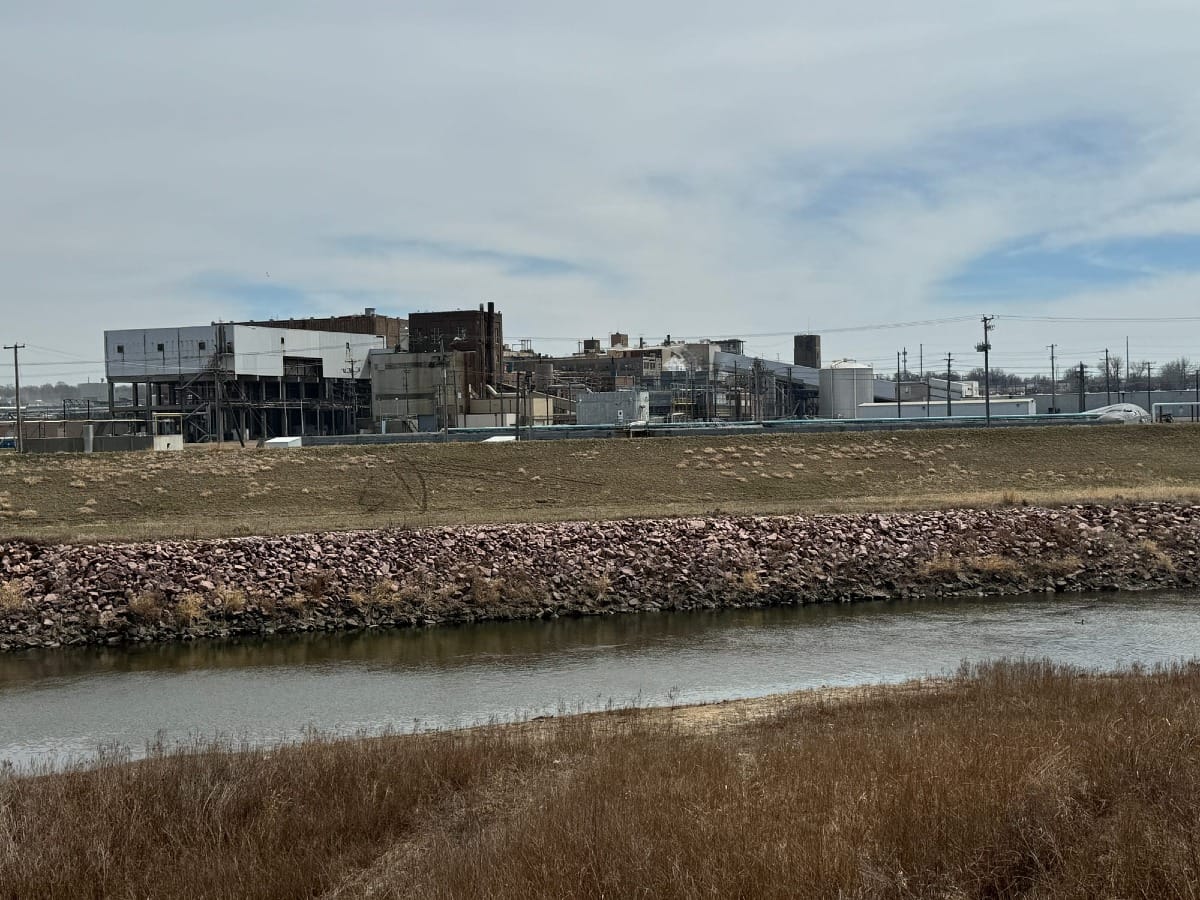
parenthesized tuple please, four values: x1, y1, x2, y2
(4, 343, 24, 452)
(1146, 362, 1154, 421)
(513, 373, 521, 441)
(343, 345, 359, 436)
(976, 315, 994, 425)
(1048, 344, 1057, 415)
(1077, 362, 1086, 413)
(1104, 348, 1112, 405)
(896, 351, 902, 419)
(945, 352, 954, 417)
(918, 345, 927, 415)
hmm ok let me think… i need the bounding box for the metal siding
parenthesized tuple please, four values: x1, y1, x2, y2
(104, 326, 218, 380)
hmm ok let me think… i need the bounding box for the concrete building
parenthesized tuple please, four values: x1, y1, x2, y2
(75, 381, 112, 403)
(874, 378, 977, 403)
(368, 349, 475, 432)
(369, 348, 572, 431)
(576, 390, 650, 426)
(467, 393, 565, 427)
(103, 322, 384, 442)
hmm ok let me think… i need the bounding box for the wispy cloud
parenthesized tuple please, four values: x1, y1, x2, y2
(334, 235, 618, 283)
(939, 234, 1200, 302)
(4, 1, 1200, 372)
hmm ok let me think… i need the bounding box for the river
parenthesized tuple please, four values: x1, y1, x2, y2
(2, 590, 1198, 768)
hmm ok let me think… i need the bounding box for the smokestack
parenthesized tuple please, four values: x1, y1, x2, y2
(485, 301, 496, 387)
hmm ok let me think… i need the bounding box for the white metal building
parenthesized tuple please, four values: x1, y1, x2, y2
(102, 323, 384, 442)
(104, 324, 379, 381)
(855, 399, 1036, 419)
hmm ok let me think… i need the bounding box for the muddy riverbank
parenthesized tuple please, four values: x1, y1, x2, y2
(2, 502, 1198, 651)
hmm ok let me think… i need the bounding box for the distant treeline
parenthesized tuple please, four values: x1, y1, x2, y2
(0, 382, 133, 404)
(902, 355, 1198, 394)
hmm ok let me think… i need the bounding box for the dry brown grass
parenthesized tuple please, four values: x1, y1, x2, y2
(1, 425, 1199, 542)
(296, 569, 334, 600)
(921, 553, 1024, 579)
(0, 579, 25, 612)
(1137, 538, 1177, 572)
(2, 660, 1198, 898)
(125, 590, 164, 622)
(172, 592, 206, 625)
(213, 584, 246, 613)
(467, 569, 502, 604)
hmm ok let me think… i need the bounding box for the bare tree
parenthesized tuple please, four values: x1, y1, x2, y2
(1093, 354, 1123, 391)
(1158, 357, 1194, 390)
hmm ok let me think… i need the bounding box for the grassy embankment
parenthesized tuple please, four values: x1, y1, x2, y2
(2, 425, 1199, 542)
(2, 660, 1199, 898)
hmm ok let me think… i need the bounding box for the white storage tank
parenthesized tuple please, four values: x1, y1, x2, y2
(819, 360, 875, 419)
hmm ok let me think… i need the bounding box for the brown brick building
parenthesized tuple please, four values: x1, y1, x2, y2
(240, 308, 408, 350)
(407, 303, 503, 389)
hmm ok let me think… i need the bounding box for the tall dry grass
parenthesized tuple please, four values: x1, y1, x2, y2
(406, 660, 1200, 900)
(2, 660, 1199, 898)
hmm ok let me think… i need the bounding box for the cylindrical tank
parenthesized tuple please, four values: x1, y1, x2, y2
(819, 360, 874, 419)
(534, 362, 554, 391)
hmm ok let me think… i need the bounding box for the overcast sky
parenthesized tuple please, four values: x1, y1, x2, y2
(4, 1, 1200, 384)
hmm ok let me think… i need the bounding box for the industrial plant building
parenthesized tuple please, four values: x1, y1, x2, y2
(504, 333, 818, 423)
(77, 302, 1055, 449)
(102, 314, 398, 443)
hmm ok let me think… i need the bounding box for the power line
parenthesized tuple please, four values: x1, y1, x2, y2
(1000, 314, 1200, 324)
(508, 315, 981, 343)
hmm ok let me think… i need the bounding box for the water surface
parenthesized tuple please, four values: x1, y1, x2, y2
(2, 590, 1198, 767)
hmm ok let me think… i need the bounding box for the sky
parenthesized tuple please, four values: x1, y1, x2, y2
(4, 1, 1200, 385)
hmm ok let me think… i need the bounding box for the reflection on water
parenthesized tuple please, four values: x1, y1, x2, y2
(0, 601, 939, 684)
(1, 591, 1198, 767)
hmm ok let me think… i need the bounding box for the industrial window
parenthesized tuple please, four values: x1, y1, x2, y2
(198, 341, 207, 350)
(116, 344, 124, 354)
(156, 343, 165, 352)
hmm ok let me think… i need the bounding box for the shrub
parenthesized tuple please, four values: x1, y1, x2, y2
(968, 555, 1022, 578)
(1137, 539, 1176, 573)
(0, 579, 26, 613)
(297, 570, 333, 600)
(214, 585, 247, 613)
(919, 554, 961, 579)
(585, 574, 612, 599)
(368, 579, 400, 610)
(173, 593, 206, 625)
(468, 570, 502, 604)
(738, 569, 763, 593)
(126, 591, 164, 623)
